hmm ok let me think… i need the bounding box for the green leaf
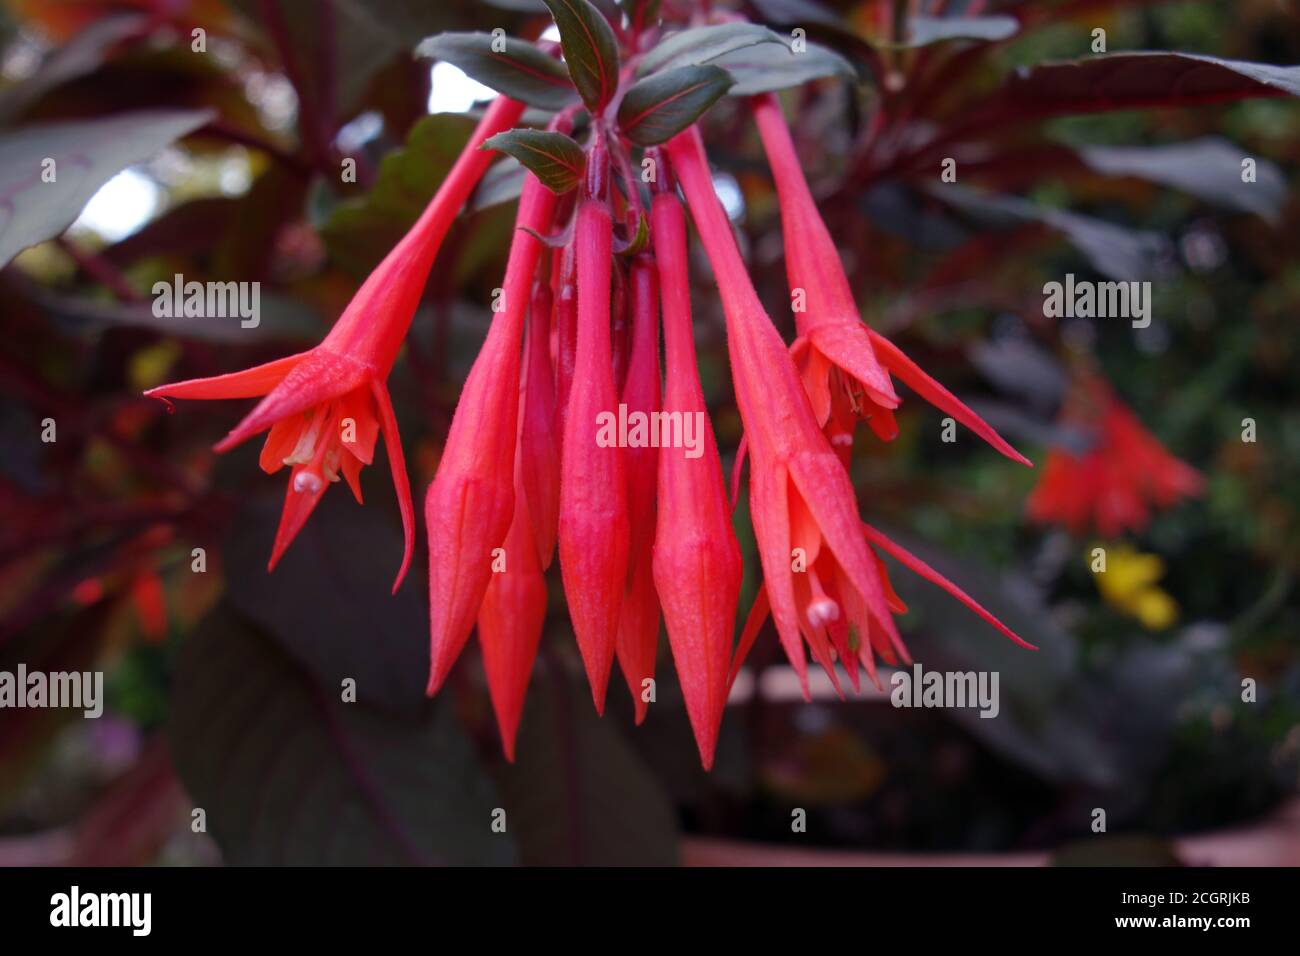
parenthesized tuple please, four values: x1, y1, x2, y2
(0, 109, 212, 269)
(170, 602, 514, 865)
(416, 31, 575, 111)
(493, 666, 680, 864)
(541, 0, 621, 114)
(618, 64, 733, 145)
(637, 23, 785, 76)
(708, 37, 854, 95)
(482, 128, 587, 194)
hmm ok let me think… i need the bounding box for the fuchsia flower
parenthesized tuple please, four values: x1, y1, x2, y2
(649, 178, 742, 769)
(476, 416, 548, 762)
(1029, 371, 1203, 536)
(667, 126, 1032, 697)
(557, 141, 631, 712)
(614, 255, 663, 723)
(150, 5, 1049, 770)
(750, 93, 1030, 467)
(667, 126, 894, 693)
(146, 95, 527, 590)
(426, 170, 559, 694)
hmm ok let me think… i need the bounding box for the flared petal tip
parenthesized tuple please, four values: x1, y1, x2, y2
(690, 720, 721, 771)
(266, 537, 293, 575)
(495, 714, 520, 763)
(371, 379, 416, 599)
(425, 666, 448, 698)
(266, 540, 290, 575)
(793, 663, 812, 703)
(588, 675, 610, 715)
(265, 474, 327, 573)
(863, 522, 1038, 651)
(142, 389, 176, 412)
(389, 548, 411, 596)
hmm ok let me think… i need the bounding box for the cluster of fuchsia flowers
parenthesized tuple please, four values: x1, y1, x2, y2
(147, 2, 1034, 768)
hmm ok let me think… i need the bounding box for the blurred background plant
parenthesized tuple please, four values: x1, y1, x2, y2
(0, 0, 1297, 865)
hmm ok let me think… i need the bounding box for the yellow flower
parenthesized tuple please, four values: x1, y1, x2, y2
(1092, 543, 1179, 630)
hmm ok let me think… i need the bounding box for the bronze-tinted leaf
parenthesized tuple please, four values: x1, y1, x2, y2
(0, 109, 212, 269)
(541, 0, 621, 113)
(637, 22, 784, 76)
(618, 65, 733, 146)
(482, 128, 586, 194)
(998, 52, 1300, 119)
(707, 37, 854, 95)
(416, 31, 574, 110)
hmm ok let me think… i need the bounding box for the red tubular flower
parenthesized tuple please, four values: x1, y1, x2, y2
(1028, 372, 1203, 536)
(615, 255, 662, 724)
(650, 184, 742, 769)
(145, 95, 527, 591)
(558, 141, 630, 712)
(477, 420, 547, 763)
(666, 127, 896, 692)
(668, 127, 1029, 693)
(519, 280, 560, 568)
(750, 93, 1029, 467)
(425, 171, 559, 695)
